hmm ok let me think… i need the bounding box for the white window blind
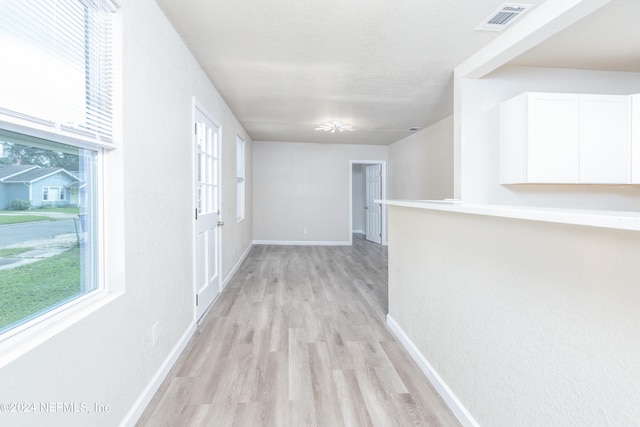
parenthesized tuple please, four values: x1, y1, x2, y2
(0, 0, 116, 143)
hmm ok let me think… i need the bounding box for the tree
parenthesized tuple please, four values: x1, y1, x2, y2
(1, 142, 79, 171)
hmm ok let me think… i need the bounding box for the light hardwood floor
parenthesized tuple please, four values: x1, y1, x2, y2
(136, 235, 460, 427)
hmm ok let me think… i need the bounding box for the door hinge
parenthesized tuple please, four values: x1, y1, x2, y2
(195, 208, 198, 220)
(196, 294, 199, 306)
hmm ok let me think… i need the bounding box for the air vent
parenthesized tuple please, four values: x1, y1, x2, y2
(476, 3, 532, 31)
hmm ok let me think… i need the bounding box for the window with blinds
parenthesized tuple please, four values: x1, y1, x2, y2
(0, 0, 116, 337)
(0, 0, 116, 144)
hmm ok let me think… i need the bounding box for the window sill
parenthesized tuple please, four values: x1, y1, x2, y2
(0, 290, 123, 368)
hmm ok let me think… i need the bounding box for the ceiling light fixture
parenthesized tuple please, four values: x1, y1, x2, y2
(314, 121, 355, 133)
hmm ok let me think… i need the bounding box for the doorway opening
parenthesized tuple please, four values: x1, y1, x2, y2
(349, 160, 387, 245)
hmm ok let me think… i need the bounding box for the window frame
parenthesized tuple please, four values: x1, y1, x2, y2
(0, 0, 123, 368)
(0, 127, 111, 346)
(0, 117, 125, 369)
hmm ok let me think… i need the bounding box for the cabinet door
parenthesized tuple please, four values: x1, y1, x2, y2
(527, 93, 580, 183)
(633, 95, 640, 184)
(579, 95, 631, 184)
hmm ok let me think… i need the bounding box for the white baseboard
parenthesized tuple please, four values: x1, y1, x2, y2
(253, 240, 351, 246)
(119, 321, 197, 427)
(386, 315, 479, 427)
(352, 229, 364, 234)
(222, 243, 253, 289)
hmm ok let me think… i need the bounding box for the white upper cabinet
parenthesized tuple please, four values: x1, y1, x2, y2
(500, 93, 580, 184)
(500, 92, 632, 184)
(632, 94, 640, 184)
(579, 95, 630, 184)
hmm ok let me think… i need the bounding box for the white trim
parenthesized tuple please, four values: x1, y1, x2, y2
(349, 160, 388, 246)
(0, 109, 115, 151)
(0, 132, 118, 360)
(386, 315, 479, 427)
(222, 243, 253, 290)
(253, 240, 351, 246)
(352, 229, 364, 234)
(119, 321, 197, 427)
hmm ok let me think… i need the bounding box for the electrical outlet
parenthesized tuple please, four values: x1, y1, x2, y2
(303, 227, 308, 234)
(152, 322, 159, 347)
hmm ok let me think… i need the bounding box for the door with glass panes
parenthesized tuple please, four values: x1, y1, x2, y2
(194, 106, 222, 320)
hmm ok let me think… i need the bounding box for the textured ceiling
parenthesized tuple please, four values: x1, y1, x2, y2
(509, 0, 640, 73)
(155, 0, 552, 144)
(154, 1, 639, 145)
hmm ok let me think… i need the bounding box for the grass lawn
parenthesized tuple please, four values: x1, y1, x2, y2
(0, 247, 81, 331)
(36, 207, 80, 214)
(0, 207, 80, 215)
(0, 247, 34, 257)
(0, 215, 53, 225)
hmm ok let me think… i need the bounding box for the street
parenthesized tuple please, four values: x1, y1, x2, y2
(0, 219, 78, 247)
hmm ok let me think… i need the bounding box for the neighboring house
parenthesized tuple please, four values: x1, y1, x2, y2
(0, 165, 82, 209)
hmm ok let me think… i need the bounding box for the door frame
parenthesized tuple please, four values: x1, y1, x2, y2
(349, 160, 387, 246)
(192, 98, 223, 322)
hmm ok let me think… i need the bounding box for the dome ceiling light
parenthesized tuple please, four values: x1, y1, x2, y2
(314, 121, 355, 133)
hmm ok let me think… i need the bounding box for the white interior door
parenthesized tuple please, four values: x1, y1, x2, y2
(194, 107, 221, 320)
(365, 164, 382, 244)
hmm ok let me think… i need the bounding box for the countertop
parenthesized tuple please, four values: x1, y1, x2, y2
(378, 199, 640, 232)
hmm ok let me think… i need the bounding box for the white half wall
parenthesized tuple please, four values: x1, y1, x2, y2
(459, 65, 640, 210)
(253, 141, 387, 243)
(388, 205, 640, 426)
(0, 0, 253, 426)
(388, 115, 454, 200)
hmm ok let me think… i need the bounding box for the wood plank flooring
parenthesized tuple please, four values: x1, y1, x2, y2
(136, 235, 460, 427)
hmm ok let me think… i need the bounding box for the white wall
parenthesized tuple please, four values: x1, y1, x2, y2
(388, 206, 640, 426)
(459, 65, 640, 210)
(388, 116, 454, 200)
(253, 141, 387, 244)
(0, 0, 252, 426)
(385, 3, 640, 426)
(351, 164, 365, 233)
